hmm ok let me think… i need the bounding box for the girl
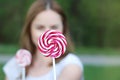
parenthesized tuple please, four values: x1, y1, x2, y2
(3, 0, 84, 80)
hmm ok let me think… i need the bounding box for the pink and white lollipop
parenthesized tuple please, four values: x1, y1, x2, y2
(16, 49, 32, 67)
(38, 30, 67, 58)
(16, 49, 32, 80)
(38, 30, 67, 80)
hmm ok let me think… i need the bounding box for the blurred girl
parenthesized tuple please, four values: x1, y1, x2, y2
(3, 0, 84, 80)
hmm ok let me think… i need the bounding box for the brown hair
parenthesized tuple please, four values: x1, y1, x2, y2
(20, 0, 74, 64)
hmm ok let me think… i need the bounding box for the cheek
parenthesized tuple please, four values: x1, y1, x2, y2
(31, 29, 42, 46)
(58, 25, 63, 33)
(58, 23, 63, 33)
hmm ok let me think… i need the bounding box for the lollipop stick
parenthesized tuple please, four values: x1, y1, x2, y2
(22, 67, 25, 80)
(52, 58, 56, 80)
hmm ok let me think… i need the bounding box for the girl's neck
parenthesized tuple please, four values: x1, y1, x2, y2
(32, 49, 52, 67)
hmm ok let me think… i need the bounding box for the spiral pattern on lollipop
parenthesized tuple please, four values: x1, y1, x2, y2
(38, 30, 67, 58)
(16, 49, 32, 67)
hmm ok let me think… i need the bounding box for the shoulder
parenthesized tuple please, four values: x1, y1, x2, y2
(58, 64, 82, 80)
(3, 57, 21, 79)
(58, 53, 84, 80)
(61, 53, 83, 71)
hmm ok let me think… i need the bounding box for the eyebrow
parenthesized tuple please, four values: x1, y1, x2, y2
(36, 24, 58, 27)
(50, 24, 58, 27)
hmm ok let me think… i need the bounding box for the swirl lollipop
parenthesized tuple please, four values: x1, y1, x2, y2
(16, 49, 32, 67)
(16, 49, 32, 80)
(38, 30, 67, 58)
(38, 30, 67, 80)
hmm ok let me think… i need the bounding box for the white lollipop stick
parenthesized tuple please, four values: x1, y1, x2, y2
(22, 67, 25, 80)
(53, 58, 56, 80)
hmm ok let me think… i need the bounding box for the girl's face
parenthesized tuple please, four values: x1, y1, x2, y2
(31, 9, 63, 46)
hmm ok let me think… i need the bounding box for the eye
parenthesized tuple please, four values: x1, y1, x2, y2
(51, 25, 58, 30)
(36, 25, 45, 30)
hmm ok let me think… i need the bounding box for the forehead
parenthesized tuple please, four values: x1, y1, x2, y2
(33, 9, 62, 25)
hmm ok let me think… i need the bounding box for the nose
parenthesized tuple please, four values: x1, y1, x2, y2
(44, 26, 51, 31)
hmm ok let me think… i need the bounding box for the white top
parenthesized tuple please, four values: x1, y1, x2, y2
(3, 53, 84, 80)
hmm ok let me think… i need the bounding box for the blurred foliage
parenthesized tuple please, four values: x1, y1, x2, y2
(0, 64, 4, 80)
(0, 44, 19, 54)
(0, 0, 35, 44)
(1, 0, 120, 48)
(79, 0, 120, 48)
(75, 46, 120, 55)
(84, 66, 120, 80)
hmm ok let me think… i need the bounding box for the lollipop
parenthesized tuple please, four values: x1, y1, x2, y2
(38, 30, 67, 80)
(16, 49, 32, 67)
(38, 30, 67, 58)
(16, 49, 32, 80)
